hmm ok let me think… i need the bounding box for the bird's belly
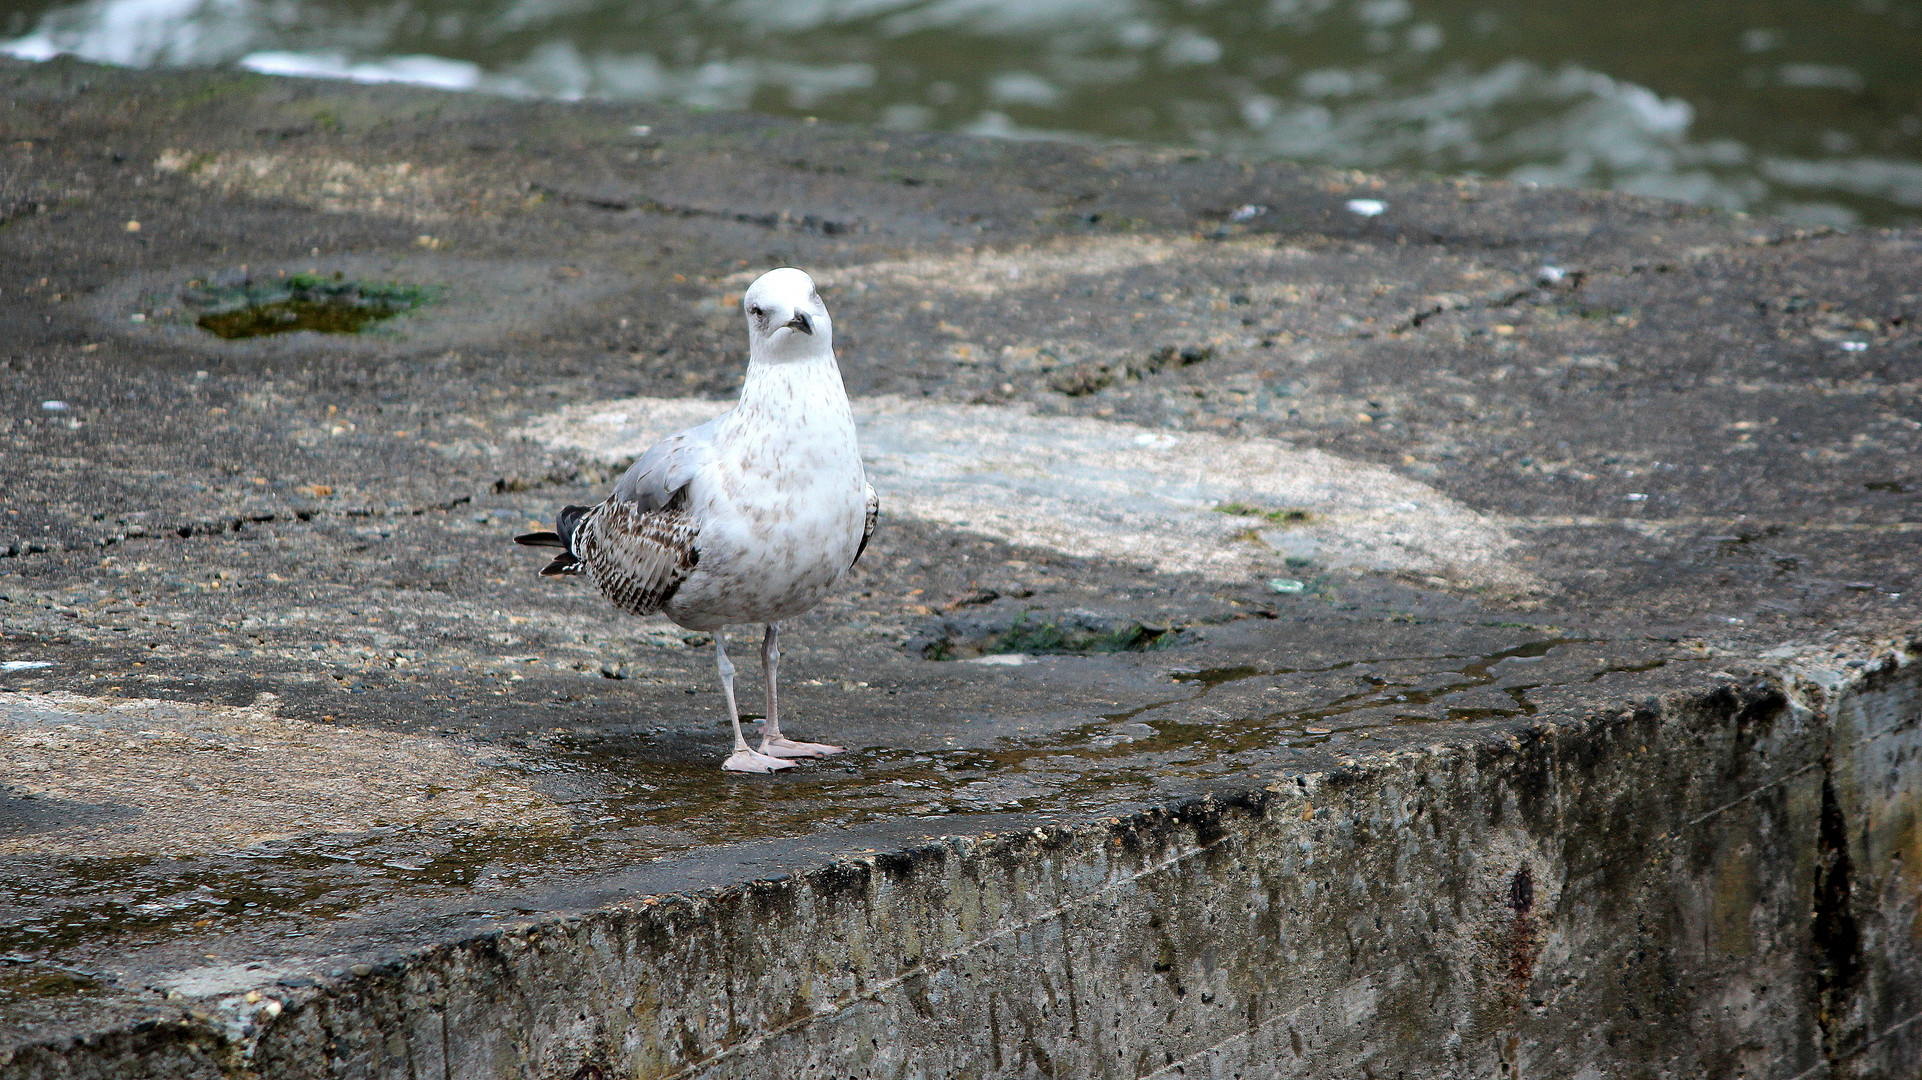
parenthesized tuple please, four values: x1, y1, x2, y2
(665, 477, 864, 630)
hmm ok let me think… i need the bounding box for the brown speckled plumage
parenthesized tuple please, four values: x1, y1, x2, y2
(572, 500, 701, 616)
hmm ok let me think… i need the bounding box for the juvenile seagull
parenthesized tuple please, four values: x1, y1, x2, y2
(517, 267, 878, 773)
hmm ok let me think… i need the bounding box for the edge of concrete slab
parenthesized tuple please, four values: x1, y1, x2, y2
(5, 641, 1917, 1079)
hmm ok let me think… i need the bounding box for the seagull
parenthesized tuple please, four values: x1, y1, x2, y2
(516, 267, 878, 773)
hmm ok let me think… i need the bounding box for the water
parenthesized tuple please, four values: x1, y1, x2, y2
(4, 0, 1919, 227)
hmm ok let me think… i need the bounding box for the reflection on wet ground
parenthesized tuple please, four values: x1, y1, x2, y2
(0, 634, 1677, 974)
(5, 0, 1918, 225)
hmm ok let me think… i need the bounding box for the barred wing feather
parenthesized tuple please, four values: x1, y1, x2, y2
(575, 500, 700, 616)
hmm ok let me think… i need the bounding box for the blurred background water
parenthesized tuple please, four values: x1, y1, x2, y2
(4, 0, 1919, 227)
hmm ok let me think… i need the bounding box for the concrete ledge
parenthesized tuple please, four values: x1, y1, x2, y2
(8, 647, 1913, 1078)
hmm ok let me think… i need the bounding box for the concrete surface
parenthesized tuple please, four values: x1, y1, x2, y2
(0, 55, 1918, 1077)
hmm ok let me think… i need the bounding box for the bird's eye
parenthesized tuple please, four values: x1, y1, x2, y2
(748, 305, 765, 319)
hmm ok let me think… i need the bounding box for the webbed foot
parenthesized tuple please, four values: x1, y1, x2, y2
(759, 736, 846, 759)
(722, 749, 797, 773)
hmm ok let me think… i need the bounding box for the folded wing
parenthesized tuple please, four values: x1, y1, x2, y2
(578, 419, 720, 613)
(611, 414, 724, 510)
(575, 499, 700, 616)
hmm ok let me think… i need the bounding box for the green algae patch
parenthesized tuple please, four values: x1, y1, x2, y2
(1214, 501, 1315, 525)
(185, 271, 438, 340)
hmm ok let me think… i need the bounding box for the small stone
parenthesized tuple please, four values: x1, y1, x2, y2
(1268, 578, 1305, 594)
(1047, 360, 1114, 396)
(349, 964, 372, 977)
(1345, 198, 1387, 216)
(124, 220, 141, 232)
(40, 400, 69, 412)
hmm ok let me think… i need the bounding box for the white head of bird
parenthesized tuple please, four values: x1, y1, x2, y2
(742, 267, 833, 364)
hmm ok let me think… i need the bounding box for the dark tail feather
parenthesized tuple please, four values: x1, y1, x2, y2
(555, 504, 591, 547)
(518, 504, 594, 578)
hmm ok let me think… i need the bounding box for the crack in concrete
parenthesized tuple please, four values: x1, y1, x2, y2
(1391, 231, 1844, 338)
(0, 494, 489, 561)
(1811, 762, 1862, 1061)
(528, 183, 864, 235)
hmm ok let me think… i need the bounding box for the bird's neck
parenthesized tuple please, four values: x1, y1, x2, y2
(736, 352, 849, 419)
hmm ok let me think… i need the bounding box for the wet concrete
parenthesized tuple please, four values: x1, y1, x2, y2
(0, 55, 1919, 1077)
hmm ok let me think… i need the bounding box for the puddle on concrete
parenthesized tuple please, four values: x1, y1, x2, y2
(1113, 638, 1611, 752)
(0, 962, 99, 999)
(1270, 638, 1584, 729)
(0, 838, 502, 958)
(182, 271, 435, 339)
(1170, 665, 1263, 688)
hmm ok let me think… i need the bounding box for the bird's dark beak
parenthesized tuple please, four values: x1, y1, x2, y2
(785, 310, 814, 335)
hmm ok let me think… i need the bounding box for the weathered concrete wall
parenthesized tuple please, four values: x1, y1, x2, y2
(13, 650, 1907, 1079)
